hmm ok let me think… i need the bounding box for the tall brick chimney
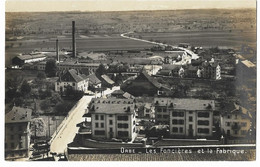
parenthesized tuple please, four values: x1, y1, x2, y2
(72, 21, 76, 58)
(56, 39, 59, 62)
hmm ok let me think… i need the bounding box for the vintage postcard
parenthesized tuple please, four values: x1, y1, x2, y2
(4, 0, 256, 162)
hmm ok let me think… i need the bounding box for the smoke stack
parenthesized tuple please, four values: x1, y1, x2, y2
(72, 21, 76, 58)
(56, 39, 59, 62)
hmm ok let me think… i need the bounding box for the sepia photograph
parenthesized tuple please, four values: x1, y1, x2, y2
(3, 0, 257, 162)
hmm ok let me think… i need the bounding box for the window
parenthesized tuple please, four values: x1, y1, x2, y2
(172, 127, 178, 132)
(226, 122, 230, 126)
(95, 115, 99, 120)
(101, 115, 104, 120)
(117, 116, 128, 121)
(198, 112, 209, 118)
(241, 122, 247, 127)
(198, 120, 209, 126)
(133, 121, 135, 125)
(95, 123, 99, 128)
(109, 114, 113, 117)
(157, 115, 162, 118)
(189, 116, 193, 122)
(198, 128, 209, 134)
(118, 131, 128, 137)
(133, 127, 135, 133)
(179, 127, 183, 133)
(227, 115, 231, 119)
(73, 83, 75, 86)
(109, 120, 113, 125)
(163, 115, 168, 119)
(163, 108, 167, 112)
(235, 115, 238, 119)
(118, 123, 129, 129)
(172, 112, 184, 117)
(172, 119, 184, 125)
(10, 126, 14, 131)
(109, 128, 113, 132)
(101, 123, 104, 128)
(234, 130, 238, 135)
(5, 143, 7, 149)
(241, 130, 247, 135)
(157, 108, 162, 112)
(11, 135, 14, 140)
(94, 130, 105, 135)
(18, 126, 22, 131)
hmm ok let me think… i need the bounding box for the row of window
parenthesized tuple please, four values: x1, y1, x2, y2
(95, 115, 129, 121)
(8, 126, 23, 132)
(157, 114, 168, 119)
(95, 123, 104, 128)
(118, 123, 129, 129)
(94, 130, 129, 137)
(225, 122, 247, 127)
(171, 119, 209, 125)
(172, 127, 184, 133)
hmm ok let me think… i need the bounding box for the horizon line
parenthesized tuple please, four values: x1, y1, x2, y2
(5, 7, 256, 13)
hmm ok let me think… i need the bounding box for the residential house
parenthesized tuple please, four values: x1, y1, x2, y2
(121, 70, 171, 97)
(55, 69, 89, 93)
(220, 103, 252, 138)
(5, 107, 32, 160)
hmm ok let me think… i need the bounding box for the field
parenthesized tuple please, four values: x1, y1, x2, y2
(5, 9, 256, 65)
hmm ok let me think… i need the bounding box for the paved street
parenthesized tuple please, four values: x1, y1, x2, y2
(50, 86, 120, 154)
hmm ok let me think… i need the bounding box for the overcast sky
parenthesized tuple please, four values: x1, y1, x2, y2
(6, 0, 256, 12)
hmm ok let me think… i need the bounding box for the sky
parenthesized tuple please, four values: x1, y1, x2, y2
(5, 0, 256, 12)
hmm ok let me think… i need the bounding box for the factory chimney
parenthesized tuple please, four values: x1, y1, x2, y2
(56, 39, 59, 62)
(72, 21, 76, 58)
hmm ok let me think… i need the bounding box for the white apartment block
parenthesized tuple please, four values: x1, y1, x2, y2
(154, 98, 215, 138)
(89, 98, 137, 141)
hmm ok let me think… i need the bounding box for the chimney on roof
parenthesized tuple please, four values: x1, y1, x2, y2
(72, 21, 76, 58)
(56, 39, 59, 63)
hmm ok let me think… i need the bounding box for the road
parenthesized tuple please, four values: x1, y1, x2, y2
(120, 32, 199, 60)
(50, 86, 120, 154)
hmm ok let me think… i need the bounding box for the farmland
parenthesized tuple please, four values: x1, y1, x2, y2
(5, 9, 256, 66)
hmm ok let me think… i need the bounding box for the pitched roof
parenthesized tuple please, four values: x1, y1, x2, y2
(101, 75, 115, 85)
(5, 106, 32, 123)
(154, 98, 216, 111)
(141, 70, 171, 90)
(88, 98, 135, 114)
(58, 69, 86, 82)
(86, 73, 101, 85)
(16, 54, 46, 60)
(222, 103, 252, 119)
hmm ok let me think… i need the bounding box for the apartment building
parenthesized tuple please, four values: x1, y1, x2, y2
(154, 98, 215, 138)
(88, 98, 137, 141)
(5, 107, 32, 160)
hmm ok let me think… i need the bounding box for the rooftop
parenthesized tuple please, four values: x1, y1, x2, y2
(88, 98, 135, 114)
(86, 73, 101, 85)
(101, 75, 115, 85)
(5, 106, 32, 123)
(154, 98, 216, 111)
(57, 69, 87, 83)
(16, 53, 46, 60)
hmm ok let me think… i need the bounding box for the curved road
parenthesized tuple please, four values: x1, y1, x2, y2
(120, 32, 199, 60)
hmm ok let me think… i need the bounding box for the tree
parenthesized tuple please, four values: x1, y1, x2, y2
(50, 93, 63, 105)
(96, 63, 107, 76)
(45, 59, 57, 77)
(21, 80, 31, 97)
(37, 72, 46, 80)
(40, 99, 51, 113)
